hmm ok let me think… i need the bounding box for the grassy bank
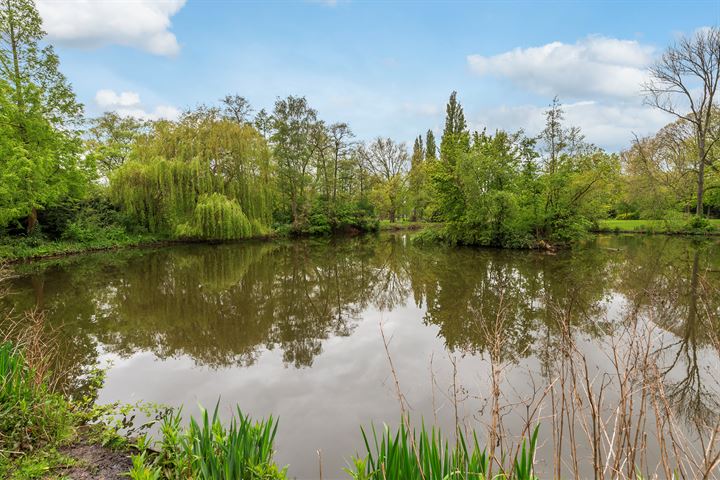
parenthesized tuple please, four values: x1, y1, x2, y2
(0, 233, 168, 262)
(0, 340, 137, 479)
(0, 221, 430, 263)
(595, 218, 720, 234)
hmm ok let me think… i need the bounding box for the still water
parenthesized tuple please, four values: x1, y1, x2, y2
(5, 234, 720, 479)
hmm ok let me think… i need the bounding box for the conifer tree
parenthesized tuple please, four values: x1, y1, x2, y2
(440, 91, 469, 165)
(411, 135, 424, 169)
(425, 130, 437, 160)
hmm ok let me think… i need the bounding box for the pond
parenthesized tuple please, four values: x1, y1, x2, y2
(4, 233, 720, 479)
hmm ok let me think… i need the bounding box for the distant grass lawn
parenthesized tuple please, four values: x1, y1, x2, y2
(378, 220, 432, 231)
(596, 218, 720, 234)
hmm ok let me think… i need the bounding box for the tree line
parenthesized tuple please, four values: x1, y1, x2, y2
(1, 0, 719, 248)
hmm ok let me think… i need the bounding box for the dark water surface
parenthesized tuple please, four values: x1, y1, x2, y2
(5, 234, 720, 479)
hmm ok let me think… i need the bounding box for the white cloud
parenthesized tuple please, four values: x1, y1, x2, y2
(95, 89, 180, 121)
(96, 89, 141, 108)
(472, 100, 672, 152)
(467, 36, 655, 99)
(36, 0, 186, 56)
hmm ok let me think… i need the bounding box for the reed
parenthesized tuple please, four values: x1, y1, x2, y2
(131, 404, 287, 480)
(345, 419, 539, 480)
(0, 342, 74, 472)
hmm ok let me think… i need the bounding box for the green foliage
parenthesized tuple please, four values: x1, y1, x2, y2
(0, 0, 88, 234)
(271, 96, 318, 226)
(176, 193, 253, 241)
(135, 404, 287, 480)
(346, 418, 539, 480)
(110, 107, 273, 241)
(0, 343, 74, 473)
(684, 215, 713, 232)
(86, 112, 148, 177)
(426, 96, 622, 248)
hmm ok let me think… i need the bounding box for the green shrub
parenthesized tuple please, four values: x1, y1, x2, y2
(661, 210, 687, 233)
(684, 216, 711, 232)
(306, 211, 332, 236)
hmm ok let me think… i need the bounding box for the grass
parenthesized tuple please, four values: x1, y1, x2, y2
(0, 342, 75, 477)
(378, 220, 433, 231)
(595, 218, 720, 234)
(0, 233, 165, 262)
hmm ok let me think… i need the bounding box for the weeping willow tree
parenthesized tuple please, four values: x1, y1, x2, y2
(110, 106, 273, 239)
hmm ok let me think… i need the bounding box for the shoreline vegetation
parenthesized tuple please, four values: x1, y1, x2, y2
(2, 217, 720, 262)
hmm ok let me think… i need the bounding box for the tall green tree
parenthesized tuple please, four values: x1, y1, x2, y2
(425, 129, 437, 160)
(409, 135, 428, 221)
(440, 91, 469, 165)
(86, 112, 148, 177)
(538, 99, 620, 240)
(112, 105, 272, 238)
(361, 137, 408, 222)
(0, 0, 86, 233)
(271, 95, 318, 225)
(431, 91, 470, 221)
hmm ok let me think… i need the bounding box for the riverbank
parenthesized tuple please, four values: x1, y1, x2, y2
(0, 221, 433, 263)
(594, 218, 720, 235)
(0, 234, 169, 263)
(3, 218, 719, 263)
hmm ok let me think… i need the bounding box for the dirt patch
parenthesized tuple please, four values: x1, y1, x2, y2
(58, 443, 133, 480)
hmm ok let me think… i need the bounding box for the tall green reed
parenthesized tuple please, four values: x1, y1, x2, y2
(132, 403, 287, 480)
(345, 418, 539, 480)
(0, 342, 73, 470)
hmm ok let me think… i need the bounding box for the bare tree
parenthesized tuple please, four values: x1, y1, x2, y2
(221, 94, 253, 124)
(644, 27, 720, 216)
(361, 137, 409, 181)
(328, 123, 354, 203)
(359, 137, 409, 222)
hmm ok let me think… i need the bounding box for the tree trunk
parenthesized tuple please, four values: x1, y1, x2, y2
(8, 4, 25, 112)
(697, 138, 705, 217)
(27, 207, 38, 234)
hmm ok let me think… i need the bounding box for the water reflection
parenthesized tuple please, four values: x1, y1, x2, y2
(4, 234, 720, 477)
(8, 235, 720, 377)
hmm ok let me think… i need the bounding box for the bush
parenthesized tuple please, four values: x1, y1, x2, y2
(306, 211, 332, 236)
(662, 210, 687, 233)
(684, 216, 712, 232)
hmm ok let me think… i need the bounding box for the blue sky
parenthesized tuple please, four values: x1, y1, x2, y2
(37, 0, 720, 151)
